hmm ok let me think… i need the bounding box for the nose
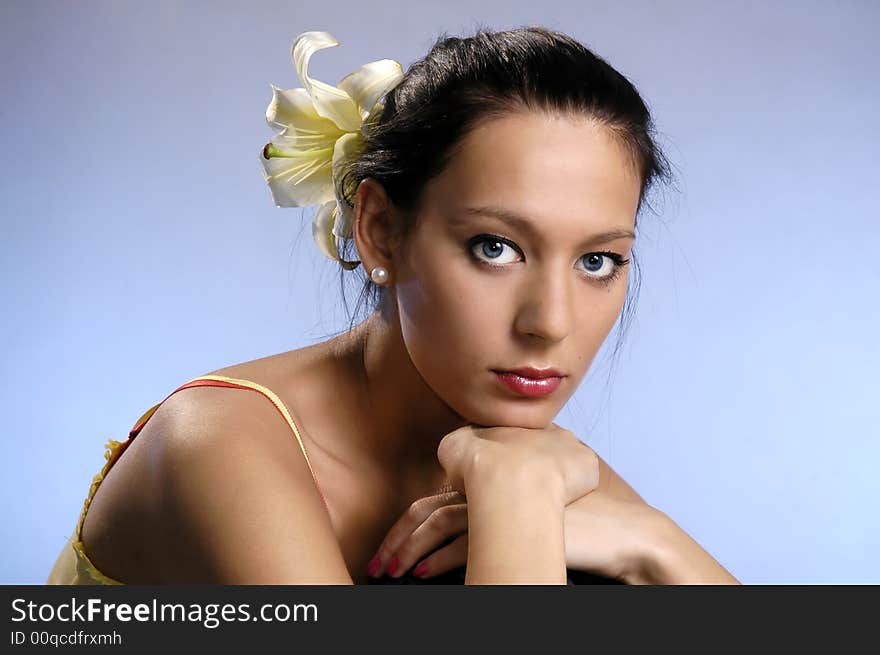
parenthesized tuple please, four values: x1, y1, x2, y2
(513, 263, 572, 343)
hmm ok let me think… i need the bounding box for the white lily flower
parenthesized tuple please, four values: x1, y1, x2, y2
(259, 31, 403, 268)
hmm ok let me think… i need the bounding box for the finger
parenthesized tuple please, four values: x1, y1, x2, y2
(370, 491, 465, 577)
(412, 533, 469, 579)
(387, 503, 468, 578)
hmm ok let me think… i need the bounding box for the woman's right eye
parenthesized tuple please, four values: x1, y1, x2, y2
(468, 235, 522, 266)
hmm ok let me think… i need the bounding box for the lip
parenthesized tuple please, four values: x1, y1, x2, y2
(494, 366, 567, 379)
(492, 370, 565, 397)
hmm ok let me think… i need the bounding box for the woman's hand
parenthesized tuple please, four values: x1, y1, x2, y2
(363, 488, 652, 581)
(367, 422, 600, 580)
(437, 422, 600, 505)
(367, 488, 469, 580)
(366, 486, 663, 582)
(366, 487, 740, 584)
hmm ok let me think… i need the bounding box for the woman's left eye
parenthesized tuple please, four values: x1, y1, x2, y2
(578, 253, 619, 278)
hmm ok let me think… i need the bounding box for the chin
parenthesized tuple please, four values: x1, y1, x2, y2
(457, 402, 556, 431)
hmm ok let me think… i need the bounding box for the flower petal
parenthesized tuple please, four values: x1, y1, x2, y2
(259, 134, 334, 207)
(311, 200, 361, 270)
(337, 59, 404, 119)
(292, 31, 362, 132)
(330, 132, 363, 238)
(333, 201, 356, 241)
(312, 200, 340, 261)
(266, 85, 345, 138)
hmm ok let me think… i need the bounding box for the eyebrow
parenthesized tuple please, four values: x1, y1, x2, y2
(457, 205, 635, 246)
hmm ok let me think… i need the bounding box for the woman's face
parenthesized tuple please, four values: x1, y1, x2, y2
(392, 110, 642, 429)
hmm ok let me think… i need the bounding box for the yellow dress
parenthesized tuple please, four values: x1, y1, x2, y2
(46, 374, 328, 585)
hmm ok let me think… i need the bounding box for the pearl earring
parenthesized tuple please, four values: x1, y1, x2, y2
(370, 266, 389, 285)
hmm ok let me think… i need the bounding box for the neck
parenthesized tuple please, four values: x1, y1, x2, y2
(332, 309, 468, 496)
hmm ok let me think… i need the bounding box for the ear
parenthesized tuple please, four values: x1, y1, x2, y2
(352, 178, 401, 280)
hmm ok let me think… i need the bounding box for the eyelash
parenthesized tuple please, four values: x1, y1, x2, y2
(467, 234, 631, 287)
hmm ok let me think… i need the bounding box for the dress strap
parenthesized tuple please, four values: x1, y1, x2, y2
(125, 374, 330, 514)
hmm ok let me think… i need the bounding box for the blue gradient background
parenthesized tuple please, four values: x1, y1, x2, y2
(2, 1, 877, 584)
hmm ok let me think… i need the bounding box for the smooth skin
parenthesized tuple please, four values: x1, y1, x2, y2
(79, 109, 738, 584)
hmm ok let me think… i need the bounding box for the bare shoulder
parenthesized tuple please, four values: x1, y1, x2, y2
(82, 380, 353, 584)
(595, 453, 647, 504)
(205, 343, 326, 385)
(151, 385, 354, 583)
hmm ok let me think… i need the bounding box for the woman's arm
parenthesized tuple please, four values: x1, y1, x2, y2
(565, 456, 739, 584)
(463, 457, 568, 584)
(365, 447, 738, 584)
(434, 423, 599, 585)
(628, 514, 741, 585)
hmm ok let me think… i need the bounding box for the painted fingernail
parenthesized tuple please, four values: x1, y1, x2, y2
(413, 561, 428, 578)
(387, 555, 399, 576)
(367, 555, 381, 577)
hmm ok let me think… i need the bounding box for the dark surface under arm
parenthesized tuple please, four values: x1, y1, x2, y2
(367, 566, 624, 585)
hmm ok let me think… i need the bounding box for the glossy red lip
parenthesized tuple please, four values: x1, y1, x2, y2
(493, 367, 567, 379)
(493, 371, 563, 397)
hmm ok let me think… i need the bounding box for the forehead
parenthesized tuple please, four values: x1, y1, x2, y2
(421, 111, 641, 228)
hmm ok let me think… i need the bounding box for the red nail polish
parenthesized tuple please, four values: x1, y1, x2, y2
(413, 561, 428, 577)
(367, 555, 380, 577)
(387, 555, 399, 576)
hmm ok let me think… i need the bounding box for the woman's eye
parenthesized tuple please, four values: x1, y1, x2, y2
(578, 252, 630, 285)
(469, 236, 521, 265)
(579, 253, 616, 278)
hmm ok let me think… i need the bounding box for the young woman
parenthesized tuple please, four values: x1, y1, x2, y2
(48, 27, 739, 585)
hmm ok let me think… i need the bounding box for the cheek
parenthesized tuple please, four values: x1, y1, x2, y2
(397, 258, 505, 371)
(573, 281, 629, 366)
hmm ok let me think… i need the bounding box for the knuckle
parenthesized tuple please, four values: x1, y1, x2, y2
(419, 506, 466, 545)
(437, 429, 466, 463)
(407, 497, 430, 519)
(436, 434, 452, 459)
(438, 489, 465, 502)
(422, 516, 446, 538)
(440, 425, 471, 447)
(429, 504, 457, 528)
(424, 508, 450, 532)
